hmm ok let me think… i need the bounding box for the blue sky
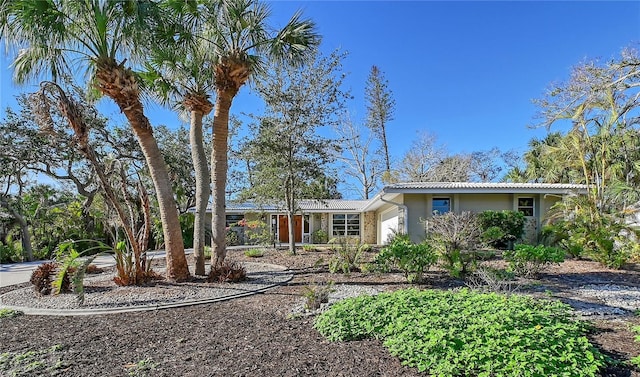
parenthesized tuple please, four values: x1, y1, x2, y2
(1, 1, 639, 189)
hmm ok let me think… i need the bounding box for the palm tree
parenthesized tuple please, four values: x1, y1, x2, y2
(1, 0, 190, 281)
(143, 1, 217, 276)
(202, 0, 319, 264)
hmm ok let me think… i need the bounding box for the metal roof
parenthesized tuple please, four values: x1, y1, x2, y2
(383, 182, 587, 192)
(213, 199, 369, 213)
(195, 182, 587, 214)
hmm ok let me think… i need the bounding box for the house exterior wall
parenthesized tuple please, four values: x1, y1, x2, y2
(540, 195, 560, 221)
(399, 193, 567, 244)
(320, 213, 329, 233)
(404, 194, 429, 243)
(362, 211, 376, 244)
(457, 194, 512, 213)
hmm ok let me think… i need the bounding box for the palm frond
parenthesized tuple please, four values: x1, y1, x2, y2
(268, 11, 320, 67)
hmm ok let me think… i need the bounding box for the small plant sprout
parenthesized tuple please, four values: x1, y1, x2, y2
(0, 309, 23, 319)
(302, 281, 335, 310)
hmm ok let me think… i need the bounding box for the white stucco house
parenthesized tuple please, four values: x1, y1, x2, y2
(204, 182, 587, 245)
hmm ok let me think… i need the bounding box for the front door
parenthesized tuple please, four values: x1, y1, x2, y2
(517, 197, 537, 244)
(278, 215, 303, 243)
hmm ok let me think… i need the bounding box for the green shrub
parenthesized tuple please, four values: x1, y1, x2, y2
(243, 248, 264, 258)
(179, 213, 195, 248)
(479, 210, 525, 249)
(374, 234, 437, 283)
(0, 238, 23, 263)
(302, 244, 317, 252)
(243, 219, 273, 246)
(631, 326, 640, 368)
(315, 288, 604, 377)
(312, 229, 328, 244)
(440, 249, 478, 279)
(542, 201, 636, 269)
(225, 228, 240, 246)
(504, 244, 565, 278)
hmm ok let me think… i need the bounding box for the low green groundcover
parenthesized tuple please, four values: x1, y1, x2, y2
(314, 288, 604, 377)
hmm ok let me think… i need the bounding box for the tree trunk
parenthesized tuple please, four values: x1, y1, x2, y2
(211, 91, 233, 266)
(381, 123, 390, 173)
(96, 63, 190, 282)
(129, 117, 190, 281)
(0, 197, 33, 261)
(190, 109, 210, 275)
(287, 211, 295, 255)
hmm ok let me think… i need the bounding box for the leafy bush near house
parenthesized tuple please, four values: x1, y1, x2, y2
(424, 212, 482, 278)
(312, 229, 328, 244)
(242, 219, 273, 246)
(504, 244, 565, 278)
(542, 216, 635, 269)
(540, 223, 584, 258)
(479, 210, 525, 249)
(374, 234, 437, 283)
(225, 228, 240, 246)
(315, 288, 605, 377)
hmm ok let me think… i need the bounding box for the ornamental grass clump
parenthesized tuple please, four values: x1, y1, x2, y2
(315, 288, 605, 377)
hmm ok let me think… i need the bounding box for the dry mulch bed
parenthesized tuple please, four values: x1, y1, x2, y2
(1, 248, 639, 377)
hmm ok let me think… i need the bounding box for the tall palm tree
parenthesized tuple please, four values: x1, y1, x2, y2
(0, 0, 190, 281)
(143, 1, 217, 276)
(203, 0, 319, 264)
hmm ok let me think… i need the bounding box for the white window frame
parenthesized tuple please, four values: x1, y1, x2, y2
(516, 197, 535, 217)
(331, 213, 361, 236)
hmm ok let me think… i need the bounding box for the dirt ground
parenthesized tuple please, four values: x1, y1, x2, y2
(1, 248, 639, 377)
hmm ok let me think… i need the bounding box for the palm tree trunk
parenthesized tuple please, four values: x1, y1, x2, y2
(96, 64, 190, 282)
(131, 118, 190, 281)
(190, 110, 210, 275)
(211, 91, 233, 266)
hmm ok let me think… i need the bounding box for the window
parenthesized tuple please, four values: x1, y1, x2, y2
(304, 215, 310, 233)
(517, 197, 534, 216)
(225, 214, 244, 227)
(332, 214, 360, 236)
(432, 198, 450, 215)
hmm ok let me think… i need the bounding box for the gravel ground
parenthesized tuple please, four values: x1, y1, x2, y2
(0, 262, 291, 311)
